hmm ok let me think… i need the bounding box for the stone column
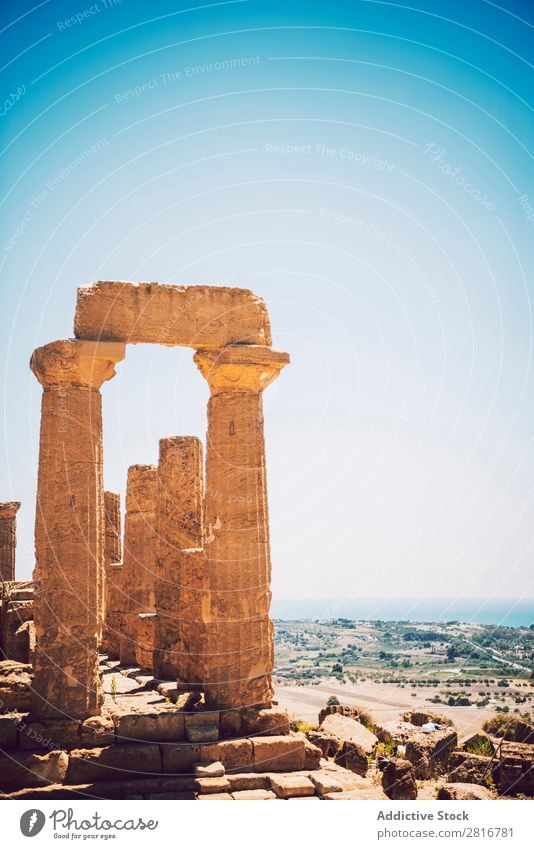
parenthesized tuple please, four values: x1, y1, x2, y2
(0, 502, 21, 583)
(104, 491, 122, 566)
(30, 339, 125, 719)
(101, 492, 122, 656)
(119, 465, 157, 667)
(194, 345, 289, 708)
(154, 436, 206, 684)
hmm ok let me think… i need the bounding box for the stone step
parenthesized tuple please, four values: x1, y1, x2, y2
(1, 764, 380, 800)
(0, 734, 319, 791)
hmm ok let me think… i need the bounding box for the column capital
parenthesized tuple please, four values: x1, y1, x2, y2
(194, 345, 289, 395)
(30, 339, 126, 390)
(0, 501, 20, 520)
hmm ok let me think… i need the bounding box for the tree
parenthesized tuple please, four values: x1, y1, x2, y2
(327, 695, 340, 706)
(446, 646, 456, 662)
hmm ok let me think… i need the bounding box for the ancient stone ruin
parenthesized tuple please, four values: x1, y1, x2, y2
(2, 282, 349, 799)
(27, 282, 289, 721)
(3, 282, 531, 801)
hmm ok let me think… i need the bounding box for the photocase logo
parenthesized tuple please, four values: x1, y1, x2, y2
(20, 810, 46, 837)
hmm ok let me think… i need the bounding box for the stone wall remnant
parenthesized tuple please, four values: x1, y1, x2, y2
(0, 502, 21, 583)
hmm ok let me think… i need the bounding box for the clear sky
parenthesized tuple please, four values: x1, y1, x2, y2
(1, 0, 533, 613)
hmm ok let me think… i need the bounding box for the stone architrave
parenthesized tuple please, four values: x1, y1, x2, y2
(154, 436, 206, 684)
(119, 465, 157, 667)
(30, 339, 125, 719)
(101, 491, 122, 656)
(75, 282, 272, 348)
(0, 502, 21, 583)
(194, 344, 289, 708)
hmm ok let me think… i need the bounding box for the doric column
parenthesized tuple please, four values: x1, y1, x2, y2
(101, 491, 122, 656)
(30, 339, 125, 719)
(119, 465, 157, 667)
(194, 344, 289, 708)
(0, 502, 21, 583)
(154, 436, 206, 684)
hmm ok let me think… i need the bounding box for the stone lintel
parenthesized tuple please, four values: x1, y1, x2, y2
(74, 281, 272, 348)
(30, 339, 126, 390)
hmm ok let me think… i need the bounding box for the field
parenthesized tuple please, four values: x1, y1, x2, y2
(273, 618, 534, 737)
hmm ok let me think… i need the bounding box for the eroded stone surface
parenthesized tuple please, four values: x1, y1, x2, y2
(438, 782, 494, 800)
(119, 466, 158, 668)
(74, 282, 272, 348)
(252, 735, 305, 772)
(154, 437, 206, 684)
(195, 346, 289, 709)
(30, 340, 125, 720)
(0, 502, 20, 583)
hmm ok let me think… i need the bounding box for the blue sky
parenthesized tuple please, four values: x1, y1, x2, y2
(1, 0, 533, 615)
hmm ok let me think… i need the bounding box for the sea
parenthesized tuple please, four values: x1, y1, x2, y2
(271, 598, 534, 628)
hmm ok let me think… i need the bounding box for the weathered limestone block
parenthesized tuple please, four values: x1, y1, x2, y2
(305, 730, 338, 758)
(448, 751, 494, 785)
(320, 713, 378, 755)
(339, 741, 368, 776)
(251, 735, 305, 772)
(0, 659, 32, 710)
(101, 491, 122, 655)
(0, 502, 20, 583)
(119, 465, 157, 667)
(0, 750, 68, 790)
(65, 743, 162, 784)
(199, 739, 254, 772)
(74, 282, 272, 348)
(1, 582, 35, 664)
(101, 563, 125, 658)
(194, 345, 289, 708)
(161, 743, 202, 774)
(437, 783, 494, 800)
(496, 741, 534, 796)
(111, 704, 185, 742)
(227, 773, 271, 792)
(405, 728, 458, 779)
(381, 758, 418, 800)
(270, 774, 315, 798)
(154, 437, 206, 684)
(232, 789, 276, 800)
(30, 340, 125, 719)
(135, 613, 157, 671)
(18, 715, 115, 751)
(194, 761, 224, 777)
(104, 491, 122, 565)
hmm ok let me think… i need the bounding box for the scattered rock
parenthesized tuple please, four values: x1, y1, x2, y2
(0, 750, 68, 791)
(338, 741, 369, 776)
(438, 782, 494, 800)
(306, 730, 338, 758)
(405, 728, 458, 779)
(320, 713, 378, 755)
(448, 751, 494, 785)
(194, 761, 225, 778)
(381, 758, 418, 800)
